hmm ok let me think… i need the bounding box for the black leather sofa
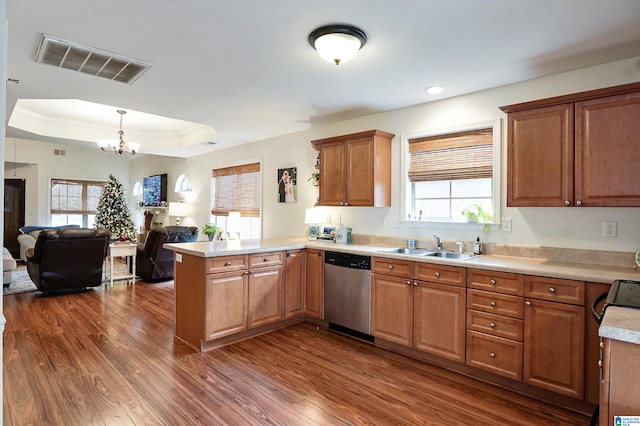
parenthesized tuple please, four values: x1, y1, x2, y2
(134, 226, 198, 282)
(26, 228, 110, 292)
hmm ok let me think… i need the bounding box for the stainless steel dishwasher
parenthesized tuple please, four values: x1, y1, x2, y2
(324, 251, 372, 340)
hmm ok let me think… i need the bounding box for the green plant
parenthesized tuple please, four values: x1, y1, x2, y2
(308, 170, 319, 185)
(461, 204, 493, 232)
(202, 223, 220, 236)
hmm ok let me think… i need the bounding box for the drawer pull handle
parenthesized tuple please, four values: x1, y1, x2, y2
(548, 287, 556, 293)
(490, 352, 496, 358)
(406, 280, 411, 286)
(263, 258, 269, 262)
(489, 322, 496, 328)
(388, 265, 393, 269)
(435, 272, 440, 278)
(525, 301, 531, 306)
(490, 301, 496, 306)
(490, 279, 496, 285)
(226, 261, 232, 266)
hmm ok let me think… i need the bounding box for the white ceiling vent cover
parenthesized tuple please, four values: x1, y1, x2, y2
(34, 34, 151, 84)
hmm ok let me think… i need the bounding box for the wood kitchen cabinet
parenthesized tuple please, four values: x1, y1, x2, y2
(304, 249, 324, 319)
(371, 258, 413, 346)
(284, 250, 305, 319)
(247, 252, 284, 329)
(311, 129, 394, 207)
(524, 276, 585, 399)
(501, 82, 640, 207)
(205, 269, 248, 340)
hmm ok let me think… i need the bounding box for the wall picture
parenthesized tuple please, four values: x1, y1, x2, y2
(277, 167, 297, 203)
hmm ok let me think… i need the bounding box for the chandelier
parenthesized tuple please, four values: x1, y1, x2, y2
(97, 109, 140, 155)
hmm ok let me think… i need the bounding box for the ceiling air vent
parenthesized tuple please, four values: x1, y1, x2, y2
(34, 34, 151, 85)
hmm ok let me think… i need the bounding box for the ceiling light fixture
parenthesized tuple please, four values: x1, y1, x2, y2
(425, 86, 445, 95)
(97, 109, 140, 155)
(308, 24, 367, 65)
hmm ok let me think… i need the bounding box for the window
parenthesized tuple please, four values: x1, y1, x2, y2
(175, 174, 191, 192)
(211, 162, 261, 239)
(50, 178, 105, 227)
(404, 120, 500, 224)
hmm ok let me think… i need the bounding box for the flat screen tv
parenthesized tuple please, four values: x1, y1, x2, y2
(142, 173, 167, 206)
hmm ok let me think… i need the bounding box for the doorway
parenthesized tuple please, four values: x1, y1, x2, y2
(4, 179, 26, 259)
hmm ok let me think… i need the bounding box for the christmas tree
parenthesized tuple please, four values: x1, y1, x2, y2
(95, 174, 136, 243)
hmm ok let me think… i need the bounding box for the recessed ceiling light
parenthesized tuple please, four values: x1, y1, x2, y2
(425, 86, 445, 95)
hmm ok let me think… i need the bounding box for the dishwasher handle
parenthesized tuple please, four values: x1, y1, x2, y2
(591, 291, 609, 324)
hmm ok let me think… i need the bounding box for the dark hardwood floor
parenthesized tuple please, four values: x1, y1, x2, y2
(3, 279, 591, 425)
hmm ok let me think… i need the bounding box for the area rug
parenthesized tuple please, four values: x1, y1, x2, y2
(3, 261, 131, 296)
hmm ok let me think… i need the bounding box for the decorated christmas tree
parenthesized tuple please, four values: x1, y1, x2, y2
(95, 174, 136, 243)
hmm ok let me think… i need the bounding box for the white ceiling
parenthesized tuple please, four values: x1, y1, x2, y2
(5, 0, 640, 158)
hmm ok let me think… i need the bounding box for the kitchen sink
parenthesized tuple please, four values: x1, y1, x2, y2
(424, 251, 478, 260)
(378, 248, 434, 255)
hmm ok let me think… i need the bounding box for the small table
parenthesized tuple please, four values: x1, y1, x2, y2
(105, 243, 137, 287)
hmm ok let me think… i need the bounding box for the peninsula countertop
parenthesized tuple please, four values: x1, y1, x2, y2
(165, 238, 640, 284)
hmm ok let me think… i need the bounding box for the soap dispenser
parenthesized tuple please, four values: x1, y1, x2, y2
(473, 237, 483, 255)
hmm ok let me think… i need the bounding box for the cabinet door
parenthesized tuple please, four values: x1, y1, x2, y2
(285, 250, 304, 319)
(318, 141, 346, 206)
(248, 265, 284, 329)
(524, 298, 585, 399)
(205, 271, 248, 341)
(371, 273, 413, 347)
(304, 249, 324, 319)
(345, 136, 375, 206)
(507, 104, 574, 206)
(414, 281, 466, 363)
(575, 91, 640, 206)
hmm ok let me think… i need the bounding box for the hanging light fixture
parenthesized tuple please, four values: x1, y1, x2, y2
(97, 109, 140, 155)
(308, 24, 367, 65)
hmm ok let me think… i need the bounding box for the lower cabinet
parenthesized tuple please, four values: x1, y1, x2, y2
(371, 258, 466, 363)
(205, 270, 248, 340)
(284, 250, 305, 319)
(600, 337, 640, 423)
(304, 249, 324, 319)
(248, 264, 285, 328)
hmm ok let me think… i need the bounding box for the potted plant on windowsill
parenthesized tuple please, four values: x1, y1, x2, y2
(202, 223, 220, 241)
(461, 204, 493, 232)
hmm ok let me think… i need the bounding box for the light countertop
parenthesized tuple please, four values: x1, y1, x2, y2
(599, 306, 640, 345)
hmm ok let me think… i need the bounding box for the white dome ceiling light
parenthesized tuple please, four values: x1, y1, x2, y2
(308, 24, 367, 65)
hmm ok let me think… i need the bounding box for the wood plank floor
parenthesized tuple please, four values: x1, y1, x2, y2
(3, 279, 591, 425)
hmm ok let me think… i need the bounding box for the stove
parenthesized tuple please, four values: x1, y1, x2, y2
(603, 279, 640, 311)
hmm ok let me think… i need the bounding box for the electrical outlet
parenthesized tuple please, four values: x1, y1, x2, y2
(603, 221, 617, 238)
(502, 218, 512, 232)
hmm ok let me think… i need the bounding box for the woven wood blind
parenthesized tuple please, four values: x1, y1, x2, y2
(408, 128, 493, 182)
(211, 162, 261, 217)
(51, 178, 105, 214)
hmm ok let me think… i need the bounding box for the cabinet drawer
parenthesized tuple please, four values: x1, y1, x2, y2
(372, 257, 412, 278)
(466, 330, 523, 381)
(467, 269, 524, 296)
(414, 262, 466, 287)
(467, 289, 524, 319)
(467, 310, 524, 342)
(525, 276, 585, 305)
(206, 255, 248, 274)
(249, 251, 284, 268)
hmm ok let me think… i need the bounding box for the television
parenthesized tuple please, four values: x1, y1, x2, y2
(142, 173, 168, 206)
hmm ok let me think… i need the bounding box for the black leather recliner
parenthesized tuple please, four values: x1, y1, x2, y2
(134, 226, 198, 282)
(26, 228, 110, 292)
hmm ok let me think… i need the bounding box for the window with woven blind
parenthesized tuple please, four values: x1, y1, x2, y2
(210, 162, 262, 239)
(50, 178, 105, 227)
(404, 122, 499, 223)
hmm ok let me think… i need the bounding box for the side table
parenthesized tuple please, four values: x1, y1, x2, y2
(105, 243, 137, 287)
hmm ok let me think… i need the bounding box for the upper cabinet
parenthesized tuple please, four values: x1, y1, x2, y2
(311, 130, 394, 207)
(501, 82, 640, 207)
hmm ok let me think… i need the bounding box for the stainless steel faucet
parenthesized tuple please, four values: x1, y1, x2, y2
(433, 234, 442, 250)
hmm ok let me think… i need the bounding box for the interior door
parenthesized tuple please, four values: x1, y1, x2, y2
(4, 179, 26, 259)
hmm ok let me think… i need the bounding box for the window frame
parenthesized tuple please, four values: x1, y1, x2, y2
(49, 177, 106, 228)
(400, 119, 502, 231)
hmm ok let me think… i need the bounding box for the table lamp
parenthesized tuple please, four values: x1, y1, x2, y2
(168, 202, 188, 225)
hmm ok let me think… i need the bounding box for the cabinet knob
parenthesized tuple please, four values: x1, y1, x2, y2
(489, 352, 496, 358)
(434, 272, 440, 278)
(565, 200, 571, 206)
(244, 271, 249, 275)
(226, 261, 232, 266)
(576, 200, 582, 206)
(490, 301, 496, 306)
(490, 279, 496, 285)
(489, 322, 496, 328)
(406, 280, 411, 286)
(598, 360, 603, 368)
(548, 287, 556, 293)
(388, 265, 393, 269)
(525, 301, 531, 306)
(263, 258, 269, 262)
(414, 281, 418, 286)
(345, 202, 349, 206)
